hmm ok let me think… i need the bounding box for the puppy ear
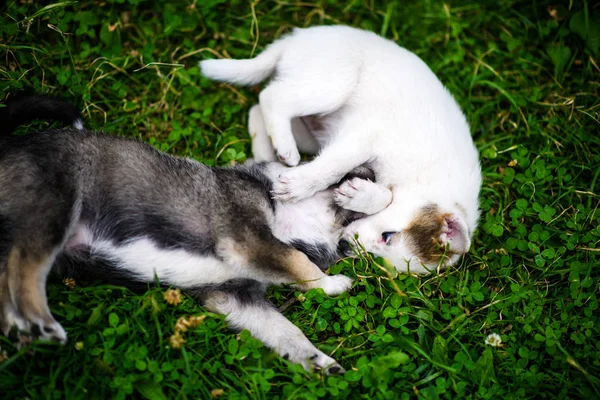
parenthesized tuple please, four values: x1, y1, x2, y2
(439, 215, 470, 255)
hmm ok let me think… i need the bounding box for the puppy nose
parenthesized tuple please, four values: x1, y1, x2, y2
(337, 240, 351, 255)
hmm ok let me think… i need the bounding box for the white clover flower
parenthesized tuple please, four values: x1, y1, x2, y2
(485, 333, 502, 347)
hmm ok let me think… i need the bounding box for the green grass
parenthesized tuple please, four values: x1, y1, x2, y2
(1, 0, 599, 398)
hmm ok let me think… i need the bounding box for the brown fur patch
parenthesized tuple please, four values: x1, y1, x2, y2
(276, 250, 327, 290)
(404, 204, 453, 265)
(248, 238, 326, 288)
(219, 233, 326, 288)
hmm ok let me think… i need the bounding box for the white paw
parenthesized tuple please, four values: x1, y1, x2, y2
(268, 133, 301, 166)
(334, 178, 364, 208)
(32, 318, 67, 344)
(320, 275, 353, 296)
(271, 170, 321, 203)
(1, 306, 67, 345)
(334, 178, 392, 215)
(276, 146, 301, 167)
(304, 351, 345, 375)
(283, 343, 345, 374)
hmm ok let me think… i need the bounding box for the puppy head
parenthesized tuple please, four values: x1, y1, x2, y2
(340, 202, 472, 274)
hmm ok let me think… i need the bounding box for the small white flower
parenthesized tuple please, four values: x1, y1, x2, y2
(485, 333, 502, 347)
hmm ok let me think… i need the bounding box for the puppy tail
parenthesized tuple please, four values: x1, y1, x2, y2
(199, 39, 285, 86)
(0, 93, 83, 135)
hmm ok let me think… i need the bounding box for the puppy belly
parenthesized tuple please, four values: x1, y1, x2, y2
(84, 238, 249, 288)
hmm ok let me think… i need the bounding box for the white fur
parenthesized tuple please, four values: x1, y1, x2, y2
(268, 170, 340, 255)
(334, 177, 393, 215)
(86, 237, 249, 288)
(272, 195, 337, 252)
(201, 25, 482, 272)
(317, 275, 353, 296)
(200, 39, 285, 85)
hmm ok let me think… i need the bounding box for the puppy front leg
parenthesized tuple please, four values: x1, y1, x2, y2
(249, 245, 352, 296)
(272, 137, 372, 203)
(203, 289, 345, 374)
(218, 236, 352, 296)
(276, 250, 353, 296)
(334, 178, 393, 215)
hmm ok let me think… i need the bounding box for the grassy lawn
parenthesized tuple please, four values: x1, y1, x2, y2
(1, 0, 599, 398)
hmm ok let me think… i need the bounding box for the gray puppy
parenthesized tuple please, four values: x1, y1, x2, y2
(0, 95, 381, 374)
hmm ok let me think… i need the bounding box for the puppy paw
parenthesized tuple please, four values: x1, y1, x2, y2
(334, 178, 392, 215)
(31, 318, 67, 344)
(271, 170, 321, 203)
(2, 304, 67, 345)
(276, 146, 301, 167)
(268, 132, 301, 166)
(306, 352, 346, 375)
(319, 275, 353, 296)
(283, 344, 345, 375)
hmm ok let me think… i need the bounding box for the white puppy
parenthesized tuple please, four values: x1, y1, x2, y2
(201, 25, 482, 273)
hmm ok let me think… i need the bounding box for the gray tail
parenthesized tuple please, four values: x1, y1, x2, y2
(0, 93, 83, 135)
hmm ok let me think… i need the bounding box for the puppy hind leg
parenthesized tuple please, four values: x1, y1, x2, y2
(6, 246, 67, 343)
(203, 288, 344, 374)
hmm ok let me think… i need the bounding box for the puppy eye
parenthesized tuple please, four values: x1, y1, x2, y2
(382, 232, 396, 244)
